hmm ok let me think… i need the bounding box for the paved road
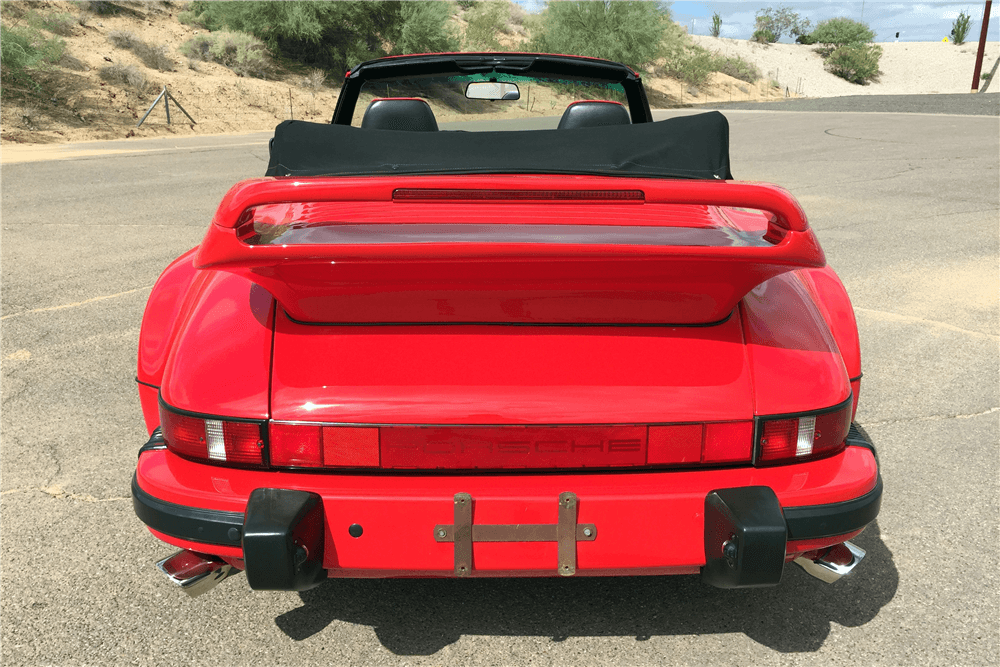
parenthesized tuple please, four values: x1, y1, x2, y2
(701, 92, 1000, 116)
(2, 108, 998, 666)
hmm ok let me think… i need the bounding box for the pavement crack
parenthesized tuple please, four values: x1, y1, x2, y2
(2, 486, 131, 502)
(862, 406, 999, 427)
(1, 285, 154, 321)
(854, 306, 998, 340)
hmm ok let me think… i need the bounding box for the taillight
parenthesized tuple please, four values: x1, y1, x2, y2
(755, 398, 852, 466)
(269, 423, 380, 469)
(159, 402, 265, 466)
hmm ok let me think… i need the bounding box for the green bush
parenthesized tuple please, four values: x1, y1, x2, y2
(661, 46, 716, 86)
(810, 17, 876, 46)
(951, 10, 972, 45)
(528, 1, 670, 69)
(1, 23, 65, 90)
(825, 42, 882, 84)
(795, 32, 817, 45)
(753, 6, 810, 43)
(395, 1, 459, 55)
(464, 1, 508, 50)
(710, 11, 721, 38)
(712, 54, 761, 83)
(183, 1, 441, 73)
(180, 31, 272, 78)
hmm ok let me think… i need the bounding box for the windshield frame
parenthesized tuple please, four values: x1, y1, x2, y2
(331, 53, 653, 125)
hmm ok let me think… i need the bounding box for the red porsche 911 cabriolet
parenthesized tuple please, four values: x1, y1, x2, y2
(132, 53, 880, 597)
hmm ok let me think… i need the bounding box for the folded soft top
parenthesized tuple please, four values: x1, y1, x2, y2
(265, 111, 733, 180)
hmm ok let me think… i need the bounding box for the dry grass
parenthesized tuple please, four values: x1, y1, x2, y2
(302, 68, 327, 91)
(98, 63, 149, 94)
(107, 29, 139, 49)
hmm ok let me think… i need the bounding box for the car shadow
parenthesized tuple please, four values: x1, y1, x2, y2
(274, 521, 897, 655)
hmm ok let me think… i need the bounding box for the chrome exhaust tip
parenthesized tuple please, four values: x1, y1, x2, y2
(793, 541, 866, 584)
(156, 550, 238, 598)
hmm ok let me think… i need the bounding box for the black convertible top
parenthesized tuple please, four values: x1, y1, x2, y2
(264, 111, 733, 180)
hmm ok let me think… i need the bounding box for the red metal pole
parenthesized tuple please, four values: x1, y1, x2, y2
(971, 1, 992, 92)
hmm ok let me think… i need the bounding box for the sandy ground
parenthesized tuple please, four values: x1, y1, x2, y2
(691, 35, 1000, 97)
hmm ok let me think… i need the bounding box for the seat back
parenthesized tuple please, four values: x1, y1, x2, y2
(557, 100, 631, 130)
(361, 98, 438, 131)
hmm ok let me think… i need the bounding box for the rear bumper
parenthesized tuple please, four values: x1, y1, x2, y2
(133, 426, 880, 586)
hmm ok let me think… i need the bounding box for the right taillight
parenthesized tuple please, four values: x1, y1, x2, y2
(755, 398, 852, 466)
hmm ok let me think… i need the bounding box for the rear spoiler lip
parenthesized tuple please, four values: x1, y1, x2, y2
(280, 307, 738, 329)
(194, 176, 824, 325)
(204, 176, 811, 232)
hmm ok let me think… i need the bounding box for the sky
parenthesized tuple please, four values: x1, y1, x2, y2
(514, 1, 1000, 43)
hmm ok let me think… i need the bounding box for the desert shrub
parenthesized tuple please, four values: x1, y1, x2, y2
(528, 0, 670, 69)
(181, 31, 272, 78)
(753, 5, 810, 43)
(457, 0, 479, 9)
(99, 62, 149, 93)
(303, 68, 326, 90)
(825, 42, 881, 84)
(177, 9, 208, 28)
(951, 10, 972, 45)
(710, 11, 721, 38)
(37, 12, 77, 36)
(809, 17, 876, 47)
(712, 54, 761, 83)
(179, 34, 212, 60)
(464, 0, 508, 50)
(82, 1, 120, 15)
(107, 29, 139, 49)
(395, 1, 459, 55)
(132, 41, 174, 71)
(1, 23, 65, 90)
(796, 32, 817, 45)
(507, 2, 526, 33)
(661, 46, 716, 86)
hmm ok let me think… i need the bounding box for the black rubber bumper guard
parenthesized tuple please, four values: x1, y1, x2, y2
(133, 425, 881, 590)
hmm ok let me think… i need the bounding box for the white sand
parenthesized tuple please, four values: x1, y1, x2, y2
(690, 36, 1000, 97)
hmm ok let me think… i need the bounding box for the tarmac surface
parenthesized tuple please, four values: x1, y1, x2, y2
(2, 97, 998, 666)
(701, 92, 1000, 116)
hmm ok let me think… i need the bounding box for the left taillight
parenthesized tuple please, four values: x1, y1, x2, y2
(159, 402, 266, 467)
(755, 397, 852, 466)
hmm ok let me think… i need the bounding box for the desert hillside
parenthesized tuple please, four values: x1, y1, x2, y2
(2, 1, 996, 146)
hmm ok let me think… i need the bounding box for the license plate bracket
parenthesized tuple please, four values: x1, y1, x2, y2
(433, 492, 596, 576)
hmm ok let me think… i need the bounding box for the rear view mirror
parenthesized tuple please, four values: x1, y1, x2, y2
(465, 81, 520, 101)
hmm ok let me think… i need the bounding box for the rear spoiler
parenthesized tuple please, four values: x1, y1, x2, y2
(195, 176, 824, 325)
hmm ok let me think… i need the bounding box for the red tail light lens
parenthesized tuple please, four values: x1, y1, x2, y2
(756, 398, 852, 466)
(159, 403, 265, 467)
(269, 423, 380, 468)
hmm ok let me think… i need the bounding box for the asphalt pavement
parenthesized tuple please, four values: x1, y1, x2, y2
(2, 99, 998, 666)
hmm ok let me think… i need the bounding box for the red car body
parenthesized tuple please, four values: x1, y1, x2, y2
(133, 54, 880, 595)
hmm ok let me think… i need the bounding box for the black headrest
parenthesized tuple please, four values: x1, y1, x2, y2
(361, 98, 438, 131)
(557, 101, 631, 130)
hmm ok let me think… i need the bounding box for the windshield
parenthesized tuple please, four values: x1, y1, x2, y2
(351, 71, 629, 127)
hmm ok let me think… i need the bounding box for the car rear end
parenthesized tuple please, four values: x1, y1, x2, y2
(133, 174, 880, 594)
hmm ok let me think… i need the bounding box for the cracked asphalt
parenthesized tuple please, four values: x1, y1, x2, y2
(2, 101, 998, 666)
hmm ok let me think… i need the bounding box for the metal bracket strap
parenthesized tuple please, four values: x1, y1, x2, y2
(434, 492, 596, 577)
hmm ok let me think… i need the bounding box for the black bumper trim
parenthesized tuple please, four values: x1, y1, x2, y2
(783, 428, 882, 540)
(131, 474, 244, 547)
